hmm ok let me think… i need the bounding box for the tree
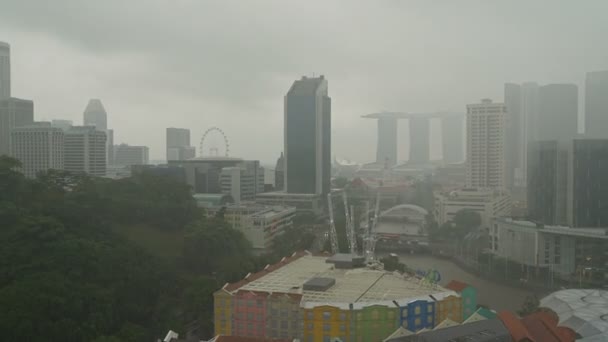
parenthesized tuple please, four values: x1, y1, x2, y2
(517, 294, 540, 316)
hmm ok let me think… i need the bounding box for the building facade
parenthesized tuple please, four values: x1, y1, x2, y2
(205, 204, 296, 250)
(376, 117, 398, 166)
(434, 188, 512, 231)
(51, 119, 73, 131)
(113, 144, 149, 167)
(64, 126, 107, 176)
(0, 97, 34, 156)
(166, 127, 194, 161)
(274, 152, 284, 191)
(0, 41, 10, 100)
(214, 252, 470, 342)
(585, 71, 608, 138)
(284, 75, 331, 195)
(83, 99, 107, 131)
(537, 84, 578, 141)
(11, 123, 64, 178)
(465, 99, 507, 189)
(219, 162, 264, 203)
(493, 218, 608, 280)
(408, 117, 431, 165)
(504, 82, 539, 190)
(441, 116, 464, 164)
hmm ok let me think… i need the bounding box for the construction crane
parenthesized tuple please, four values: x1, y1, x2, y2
(364, 192, 381, 263)
(326, 193, 340, 254)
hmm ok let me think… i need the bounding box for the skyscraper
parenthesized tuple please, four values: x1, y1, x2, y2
(0, 97, 34, 156)
(83, 99, 108, 131)
(408, 117, 430, 164)
(504, 82, 539, 189)
(538, 84, 578, 141)
(64, 126, 106, 176)
(11, 122, 64, 178)
(465, 99, 507, 189)
(441, 116, 464, 164)
(584, 70, 608, 138)
(284, 75, 331, 195)
(166, 127, 194, 161)
(274, 152, 284, 191)
(528, 139, 608, 228)
(376, 117, 397, 166)
(0, 42, 10, 100)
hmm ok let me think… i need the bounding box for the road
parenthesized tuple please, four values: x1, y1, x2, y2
(392, 253, 534, 312)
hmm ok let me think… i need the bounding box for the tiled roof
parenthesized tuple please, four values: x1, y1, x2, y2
(445, 280, 470, 292)
(498, 311, 534, 341)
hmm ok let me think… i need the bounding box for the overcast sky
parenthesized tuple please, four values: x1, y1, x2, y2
(2, 0, 607, 164)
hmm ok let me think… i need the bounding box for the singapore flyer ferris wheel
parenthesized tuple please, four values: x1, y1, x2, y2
(199, 127, 230, 157)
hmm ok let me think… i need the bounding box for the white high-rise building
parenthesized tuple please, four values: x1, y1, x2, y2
(64, 126, 106, 176)
(219, 161, 264, 203)
(114, 144, 149, 167)
(11, 122, 64, 178)
(466, 99, 507, 189)
(0, 42, 10, 100)
(0, 97, 34, 156)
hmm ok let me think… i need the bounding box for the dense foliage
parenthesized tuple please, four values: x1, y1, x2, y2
(0, 156, 258, 341)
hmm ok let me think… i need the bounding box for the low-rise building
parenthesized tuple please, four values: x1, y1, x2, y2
(219, 163, 264, 204)
(114, 144, 149, 167)
(256, 192, 323, 215)
(492, 218, 608, 281)
(205, 204, 296, 251)
(434, 188, 511, 230)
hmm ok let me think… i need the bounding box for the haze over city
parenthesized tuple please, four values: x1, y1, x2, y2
(2, 0, 607, 163)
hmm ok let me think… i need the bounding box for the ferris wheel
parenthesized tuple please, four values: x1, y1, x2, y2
(199, 127, 230, 157)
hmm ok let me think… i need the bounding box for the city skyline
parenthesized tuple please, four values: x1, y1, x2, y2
(1, 1, 607, 163)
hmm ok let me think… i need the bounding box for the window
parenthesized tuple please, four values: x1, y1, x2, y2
(371, 310, 379, 320)
(340, 324, 346, 331)
(280, 320, 288, 329)
(402, 310, 408, 318)
(339, 313, 346, 321)
(323, 311, 331, 320)
(323, 323, 331, 332)
(415, 306, 421, 315)
(307, 323, 313, 330)
(415, 318, 421, 326)
(247, 312, 254, 320)
(307, 312, 313, 320)
(427, 315, 433, 324)
(427, 304, 433, 312)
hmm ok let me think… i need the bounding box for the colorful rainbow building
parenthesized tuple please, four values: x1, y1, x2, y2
(214, 252, 476, 342)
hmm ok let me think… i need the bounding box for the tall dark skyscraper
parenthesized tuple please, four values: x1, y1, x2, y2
(585, 70, 608, 138)
(527, 139, 608, 228)
(408, 117, 430, 164)
(441, 116, 464, 164)
(0, 42, 10, 100)
(568, 139, 608, 227)
(284, 75, 331, 195)
(538, 84, 578, 141)
(83, 99, 108, 131)
(376, 117, 397, 166)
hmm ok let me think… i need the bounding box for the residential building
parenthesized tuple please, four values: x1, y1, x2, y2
(492, 218, 608, 280)
(434, 188, 511, 230)
(465, 99, 507, 189)
(114, 144, 149, 167)
(527, 139, 608, 227)
(504, 82, 539, 190)
(166, 127, 195, 161)
(441, 116, 464, 164)
(11, 122, 64, 178)
(214, 251, 470, 341)
(284, 75, 331, 195)
(204, 204, 296, 250)
(64, 126, 106, 176)
(274, 152, 284, 191)
(219, 162, 264, 203)
(408, 117, 430, 164)
(51, 119, 73, 131)
(537, 84, 578, 141)
(0, 97, 34, 156)
(0, 41, 10, 100)
(585, 71, 608, 138)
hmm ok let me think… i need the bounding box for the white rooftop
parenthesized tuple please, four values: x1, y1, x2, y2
(236, 254, 455, 308)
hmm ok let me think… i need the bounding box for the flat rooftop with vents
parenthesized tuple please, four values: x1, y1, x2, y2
(230, 253, 455, 307)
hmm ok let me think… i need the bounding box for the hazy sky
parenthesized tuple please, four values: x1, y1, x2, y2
(2, 0, 607, 164)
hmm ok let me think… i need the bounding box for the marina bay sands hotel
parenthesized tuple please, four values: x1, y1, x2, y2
(362, 112, 465, 166)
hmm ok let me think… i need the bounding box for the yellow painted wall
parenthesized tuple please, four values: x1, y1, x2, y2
(303, 305, 351, 342)
(214, 291, 233, 336)
(435, 295, 463, 324)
